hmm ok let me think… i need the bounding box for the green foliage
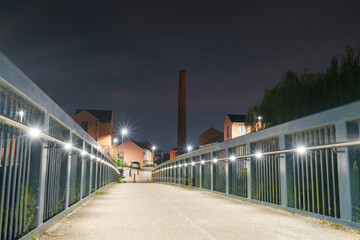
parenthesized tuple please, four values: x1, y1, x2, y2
(246, 46, 360, 127)
(25, 187, 37, 232)
(143, 163, 156, 167)
(117, 176, 125, 183)
(112, 157, 128, 167)
(95, 191, 101, 195)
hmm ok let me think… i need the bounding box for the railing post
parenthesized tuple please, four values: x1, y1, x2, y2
(37, 112, 49, 226)
(80, 140, 85, 200)
(65, 131, 72, 209)
(199, 160, 202, 188)
(279, 134, 287, 206)
(335, 120, 352, 222)
(95, 153, 98, 190)
(226, 148, 229, 194)
(246, 142, 252, 199)
(190, 157, 193, 186)
(178, 162, 180, 184)
(211, 152, 214, 191)
(89, 146, 93, 194)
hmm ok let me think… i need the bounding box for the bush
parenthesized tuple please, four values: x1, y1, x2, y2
(117, 176, 125, 183)
(143, 163, 156, 168)
(112, 157, 128, 167)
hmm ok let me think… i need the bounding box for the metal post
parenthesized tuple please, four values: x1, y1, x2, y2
(335, 121, 352, 221)
(247, 142, 252, 199)
(279, 134, 287, 206)
(190, 157, 193, 187)
(89, 146, 93, 195)
(65, 131, 72, 209)
(95, 153, 98, 190)
(80, 140, 85, 200)
(226, 148, 229, 194)
(211, 152, 214, 191)
(199, 160, 202, 188)
(37, 112, 49, 226)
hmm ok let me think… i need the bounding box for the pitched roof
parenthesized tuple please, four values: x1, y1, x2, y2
(203, 133, 224, 145)
(75, 109, 113, 123)
(132, 140, 152, 151)
(227, 114, 246, 123)
(199, 127, 222, 138)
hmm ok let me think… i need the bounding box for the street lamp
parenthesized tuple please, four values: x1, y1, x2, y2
(187, 145, 192, 152)
(120, 128, 128, 167)
(257, 116, 262, 131)
(113, 138, 118, 156)
(152, 146, 156, 166)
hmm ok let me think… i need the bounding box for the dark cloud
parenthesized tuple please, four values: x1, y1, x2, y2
(1, 0, 360, 151)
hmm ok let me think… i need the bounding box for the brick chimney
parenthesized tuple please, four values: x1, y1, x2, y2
(177, 70, 186, 152)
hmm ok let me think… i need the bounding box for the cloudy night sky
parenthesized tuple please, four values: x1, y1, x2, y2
(1, 1, 360, 152)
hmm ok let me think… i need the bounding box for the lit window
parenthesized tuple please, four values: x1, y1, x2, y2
(239, 125, 246, 133)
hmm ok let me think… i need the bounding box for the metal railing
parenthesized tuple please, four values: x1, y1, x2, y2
(0, 52, 119, 239)
(153, 100, 360, 228)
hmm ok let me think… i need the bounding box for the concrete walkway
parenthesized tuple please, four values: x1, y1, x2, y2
(39, 183, 360, 240)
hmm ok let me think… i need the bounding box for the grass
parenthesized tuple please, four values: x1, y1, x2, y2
(95, 191, 101, 195)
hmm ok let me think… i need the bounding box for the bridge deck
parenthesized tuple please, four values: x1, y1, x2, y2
(38, 183, 359, 240)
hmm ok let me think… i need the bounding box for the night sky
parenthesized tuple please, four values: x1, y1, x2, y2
(1, 1, 360, 152)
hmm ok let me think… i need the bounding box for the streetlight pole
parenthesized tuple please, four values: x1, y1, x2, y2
(113, 138, 118, 157)
(152, 146, 156, 167)
(121, 129, 128, 167)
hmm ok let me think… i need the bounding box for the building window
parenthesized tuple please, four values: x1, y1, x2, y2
(239, 125, 246, 134)
(81, 121, 88, 132)
(227, 126, 230, 138)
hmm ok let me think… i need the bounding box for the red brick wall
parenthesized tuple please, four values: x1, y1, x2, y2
(199, 128, 222, 146)
(117, 140, 144, 167)
(72, 111, 99, 141)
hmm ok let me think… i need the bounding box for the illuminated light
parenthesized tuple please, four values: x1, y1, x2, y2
(90, 155, 95, 159)
(213, 158, 218, 163)
(258, 116, 262, 120)
(97, 158, 101, 162)
(191, 162, 195, 166)
(184, 163, 187, 167)
(29, 128, 40, 138)
(64, 143, 72, 150)
(230, 155, 236, 161)
(81, 151, 86, 156)
(255, 152, 263, 158)
(121, 129, 128, 135)
(114, 138, 118, 143)
(201, 160, 205, 164)
(187, 145, 193, 152)
(19, 110, 25, 118)
(152, 146, 156, 151)
(297, 146, 306, 154)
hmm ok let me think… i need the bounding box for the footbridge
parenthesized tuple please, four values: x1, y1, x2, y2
(0, 52, 360, 239)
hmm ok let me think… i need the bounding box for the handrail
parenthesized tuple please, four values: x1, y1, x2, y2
(0, 114, 119, 174)
(152, 140, 359, 173)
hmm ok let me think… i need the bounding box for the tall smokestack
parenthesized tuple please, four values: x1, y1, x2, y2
(177, 70, 186, 152)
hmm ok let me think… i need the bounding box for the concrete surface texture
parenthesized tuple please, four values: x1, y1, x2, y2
(38, 183, 360, 240)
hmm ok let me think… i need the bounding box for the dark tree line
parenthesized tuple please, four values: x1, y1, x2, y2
(246, 46, 360, 127)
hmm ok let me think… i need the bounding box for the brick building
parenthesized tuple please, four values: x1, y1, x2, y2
(117, 139, 154, 167)
(72, 109, 119, 157)
(224, 114, 251, 141)
(199, 127, 223, 148)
